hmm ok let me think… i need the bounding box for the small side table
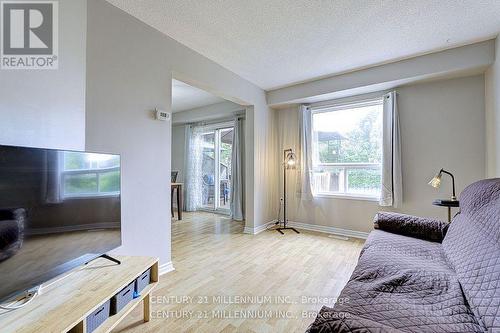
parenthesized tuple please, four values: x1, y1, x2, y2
(432, 199, 459, 223)
(171, 182, 183, 221)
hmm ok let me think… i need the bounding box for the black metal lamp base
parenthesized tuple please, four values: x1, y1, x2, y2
(276, 227, 300, 235)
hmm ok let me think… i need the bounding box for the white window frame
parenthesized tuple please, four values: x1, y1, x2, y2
(199, 121, 234, 214)
(61, 154, 120, 199)
(310, 98, 383, 201)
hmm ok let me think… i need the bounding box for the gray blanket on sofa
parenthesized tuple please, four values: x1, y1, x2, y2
(306, 178, 500, 333)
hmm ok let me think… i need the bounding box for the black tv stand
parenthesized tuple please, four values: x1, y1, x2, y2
(86, 254, 121, 265)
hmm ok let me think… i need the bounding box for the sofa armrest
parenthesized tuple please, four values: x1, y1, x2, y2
(0, 208, 25, 262)
(373, 212, 447, 242)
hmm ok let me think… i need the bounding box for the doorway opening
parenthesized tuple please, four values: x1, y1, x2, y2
(170, 78, 245, 224)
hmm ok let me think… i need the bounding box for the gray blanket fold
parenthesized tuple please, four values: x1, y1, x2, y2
(373, 211, 447, 242)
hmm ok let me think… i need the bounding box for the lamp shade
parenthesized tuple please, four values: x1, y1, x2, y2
(428, 168, 457, 201)
(285, 151, 296, 167)
(428, 172, 442, 188)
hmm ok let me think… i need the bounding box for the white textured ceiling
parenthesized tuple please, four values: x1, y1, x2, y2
(107, 0, 500, 90)
(172, 79, 225, 112)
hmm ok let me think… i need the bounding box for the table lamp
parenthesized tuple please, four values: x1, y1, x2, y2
(428, 168, 457, 201)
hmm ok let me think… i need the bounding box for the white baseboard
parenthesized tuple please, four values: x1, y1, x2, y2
(244, 220, 369, 239)
(243, 221, 275, 235)
(286, 221, 369, 239)
(159, 261, 175, 275)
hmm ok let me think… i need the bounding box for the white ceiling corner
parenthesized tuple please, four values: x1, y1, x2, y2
(106, 0, 500, 90)
(171, 79, 225, 112)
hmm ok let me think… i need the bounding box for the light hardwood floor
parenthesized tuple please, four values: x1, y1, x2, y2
(113, 212, 365, 333)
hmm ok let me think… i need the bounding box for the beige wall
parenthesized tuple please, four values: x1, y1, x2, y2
(0, 0, 277, 268)
(267, 40, 494, 107)
(0, 0, 87, 150)
(276, 75, 486, 233)
(486, 37, 500, 177)
(172, 125, 186, 183)
(86, 0, 277, 265)
(172, 101, 244, 125)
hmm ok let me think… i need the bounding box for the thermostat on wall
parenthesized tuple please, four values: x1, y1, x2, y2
(155, 108, 170, 121)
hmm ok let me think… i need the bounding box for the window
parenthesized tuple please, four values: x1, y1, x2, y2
(61, 152, 120, 198)
(311, 99, 383, 199)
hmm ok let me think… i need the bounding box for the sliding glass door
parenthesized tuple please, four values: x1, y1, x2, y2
(201, 131, 215, 210)
(219, 128, 233, 211)
(201, 125, 233, 213)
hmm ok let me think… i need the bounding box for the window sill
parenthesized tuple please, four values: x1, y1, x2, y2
(313, 193, 380, 202)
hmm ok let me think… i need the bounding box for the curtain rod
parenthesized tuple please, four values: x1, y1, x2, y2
(309, 96, 385, 112)
(188, 113, 245, 127)
(308, 92, 391, 112)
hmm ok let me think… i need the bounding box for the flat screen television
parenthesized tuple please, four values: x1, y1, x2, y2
(0, 145, 121, 303)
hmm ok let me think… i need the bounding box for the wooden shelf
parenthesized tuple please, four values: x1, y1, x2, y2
(0, 255, 158, 333)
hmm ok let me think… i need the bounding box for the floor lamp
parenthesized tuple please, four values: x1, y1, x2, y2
(277, 148, 300, 235)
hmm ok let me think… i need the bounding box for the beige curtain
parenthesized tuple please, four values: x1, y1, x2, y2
(230, 117, 245, 220)
(380, 91, 403, 207)
(297, 105, 314, 200)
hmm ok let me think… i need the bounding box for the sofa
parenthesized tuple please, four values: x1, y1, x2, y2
(0, 208, 25, 262)
(306, 178, 500, 333)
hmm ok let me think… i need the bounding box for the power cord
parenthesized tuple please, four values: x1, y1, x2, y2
(266, 198, 283, 231)
(0, 286, 40, 310)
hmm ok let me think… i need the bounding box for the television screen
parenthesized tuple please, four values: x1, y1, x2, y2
(0, 145, 121, 303)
